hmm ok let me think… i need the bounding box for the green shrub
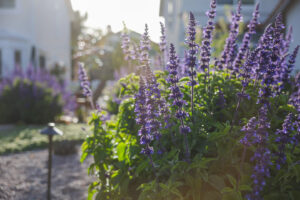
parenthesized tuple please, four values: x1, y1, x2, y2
(81, 71, 300, 200)
(0, 79, 63, 124)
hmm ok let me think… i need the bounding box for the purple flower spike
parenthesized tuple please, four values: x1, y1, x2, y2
(281, 45, 300, 84)
(200, 0, 217, 78)
(185, 12, 198, 119)
(283, 26, 293, 55)
(233, 3, 260, 75)
(242, 106, 271, 200)
(159, 22, 168, 67)
(275, 113, 295, 169)
(78, 62, 92, 98)
(159, 22, 167, 54)
(168, 43, 190, 161)
(121, 23, 132, 61)
(219, 0, 241, 70)
(139, 24, 151, 67)
(185, 12, 198, 86)
(135, 77, 154, 156)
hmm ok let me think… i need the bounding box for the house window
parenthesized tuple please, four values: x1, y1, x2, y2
(14, 50, 21, 67)
(0, 0, 16, 8)
(242, 0, 254, 5)
(217, 0, 233, 4)
(39, 55, 46, 69)
(217, 0, 254, 5)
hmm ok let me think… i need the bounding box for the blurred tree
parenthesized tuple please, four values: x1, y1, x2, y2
(75, 25, 159, 104)
(71, 11, 88, 80)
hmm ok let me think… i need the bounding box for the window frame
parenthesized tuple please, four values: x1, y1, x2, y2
(39, 55, 46, 69)
(217, 0, 255, 5)
(0, 0, 16, 9)
(0, 0, 19, 15)
(14, 49, 21, 68)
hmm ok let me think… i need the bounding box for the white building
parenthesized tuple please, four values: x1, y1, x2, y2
(159, 0, 300, 69)
(0, 0, 74, 80)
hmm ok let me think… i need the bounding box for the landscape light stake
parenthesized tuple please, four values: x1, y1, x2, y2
(40, 123, 63, 200)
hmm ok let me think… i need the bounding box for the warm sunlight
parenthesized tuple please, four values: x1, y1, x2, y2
(71, 0, 164, 42)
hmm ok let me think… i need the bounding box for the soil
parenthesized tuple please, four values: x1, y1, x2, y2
(0, 146, 94, 200)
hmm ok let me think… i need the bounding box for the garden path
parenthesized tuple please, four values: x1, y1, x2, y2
(0, 146, 94, 200)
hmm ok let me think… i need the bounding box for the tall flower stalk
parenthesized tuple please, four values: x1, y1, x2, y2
(159, 22, 168, 67)
(168, 43, 191, 161)
(232, 3, 260, 75)
(231, 48, 259, 127)
(218, 1, 242, 70)
(135, 77, 155, 166)
(241, 106, 271, 200)
(78, 62, 95, 109)
(185, 12, 198, 121)
(200, 0, 216, 81)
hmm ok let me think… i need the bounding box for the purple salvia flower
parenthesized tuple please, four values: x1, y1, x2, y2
(200, 0, 217, 78)
(168, 43, 191, 161)
(78, 62, 95, 109)
(159, 22, 168, 67)
(254, 24, 274, 81)
(255, 23, 283, 104)
(272, 14, 287, 90)
(244, 105, 271, 200)
(275, 113, 295, 169)
(159, 22, 167, 54)
(240, 117, 258, 147)
(185, 12, 198, 120)
(283, 26, 293, 55)
(281, 45, 300, 85)
(240, 48, 260, 88)
(219, 1, 242, 70)
(78, 62, 92, 98)
(145, 75, 163, 141)
(140, 24, 151, 67)
(121, 23, 132, 61)
(135, 77, 154, 157)
(232, 48, 260, 126)
(139, 27, 165, 152)
(233, 3, 260, 75)
(185, 12, 198, 86)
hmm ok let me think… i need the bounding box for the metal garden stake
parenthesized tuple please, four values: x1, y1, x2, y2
(40, 123, 63, 200)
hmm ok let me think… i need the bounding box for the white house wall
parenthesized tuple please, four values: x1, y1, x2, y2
(34, 0, 72, 80)
(161, 0, 281, 57)
(286, 1, 300, 72)
(0, 0, 72, 80)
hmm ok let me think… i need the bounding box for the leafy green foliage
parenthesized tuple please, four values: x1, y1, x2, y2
(81, 71, 300, 199)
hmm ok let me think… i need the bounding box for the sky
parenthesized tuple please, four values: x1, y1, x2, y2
(71, 0, 164, 42)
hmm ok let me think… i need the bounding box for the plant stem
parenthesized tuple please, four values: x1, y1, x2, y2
(191, 72, 194, 123)
(184, 132, 191, 163)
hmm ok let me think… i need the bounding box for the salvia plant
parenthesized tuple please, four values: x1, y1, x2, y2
(0, 66, 76, 112)
(80, 1, 300, 199)
(0, 66, 76, 123)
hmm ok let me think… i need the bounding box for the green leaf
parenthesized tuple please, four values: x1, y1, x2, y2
(116, 142, 127, 161)
(208, 174, 225, 191)
(239, 185, 252, 192)
(226, 174, 236, 188)
(221, 187, 233, 194)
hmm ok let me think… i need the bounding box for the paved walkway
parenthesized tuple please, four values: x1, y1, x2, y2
(0, 146, 94, 200)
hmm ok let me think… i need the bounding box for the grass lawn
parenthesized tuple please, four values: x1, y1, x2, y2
(0, 123, 89, 155)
